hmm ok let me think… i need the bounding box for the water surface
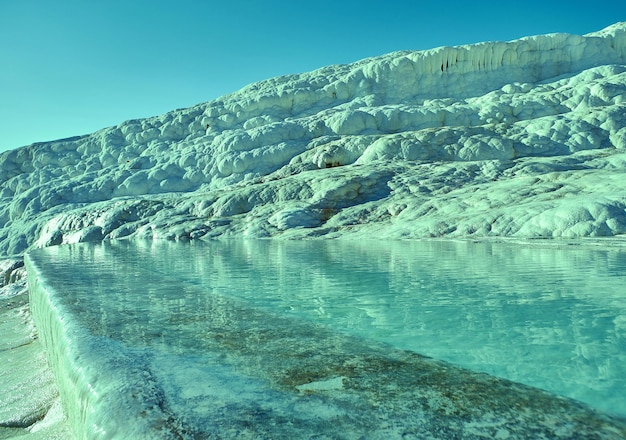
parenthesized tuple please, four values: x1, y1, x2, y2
(52, 239, 626, 418)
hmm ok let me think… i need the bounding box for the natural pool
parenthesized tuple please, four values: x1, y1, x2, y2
(25, 239, 626, 439)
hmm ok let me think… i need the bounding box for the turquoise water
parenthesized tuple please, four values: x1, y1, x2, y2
(44, 239, 626, 419)
(180, 239, 626, 417)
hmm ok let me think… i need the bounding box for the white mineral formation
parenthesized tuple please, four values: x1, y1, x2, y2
(1, 23, 625, 256)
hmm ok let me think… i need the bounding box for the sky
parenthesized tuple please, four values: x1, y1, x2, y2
(0, 0, 624, 153)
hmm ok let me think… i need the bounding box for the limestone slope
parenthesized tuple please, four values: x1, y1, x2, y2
(1, 23, 626, 255)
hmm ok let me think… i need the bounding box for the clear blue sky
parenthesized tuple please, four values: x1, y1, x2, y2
(0, 0, 623, 153)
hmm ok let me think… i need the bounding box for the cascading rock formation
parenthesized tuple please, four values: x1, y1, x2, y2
(1, 22, 626, 255)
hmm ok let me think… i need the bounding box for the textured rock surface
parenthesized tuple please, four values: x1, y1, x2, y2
(1, 23, 626, 256)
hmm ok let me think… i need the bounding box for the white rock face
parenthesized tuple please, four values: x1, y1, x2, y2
(1, 23, 626, 255)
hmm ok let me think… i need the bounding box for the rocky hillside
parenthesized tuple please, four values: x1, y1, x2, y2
(1, 23, 626, 256)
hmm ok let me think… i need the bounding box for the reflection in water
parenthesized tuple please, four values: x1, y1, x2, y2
(49, 239, 626, 417)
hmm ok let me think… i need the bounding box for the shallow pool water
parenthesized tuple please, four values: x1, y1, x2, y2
(157, 239, 626, 417)
(24, 239, 626, 438)
(41, 240, 626, 415)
